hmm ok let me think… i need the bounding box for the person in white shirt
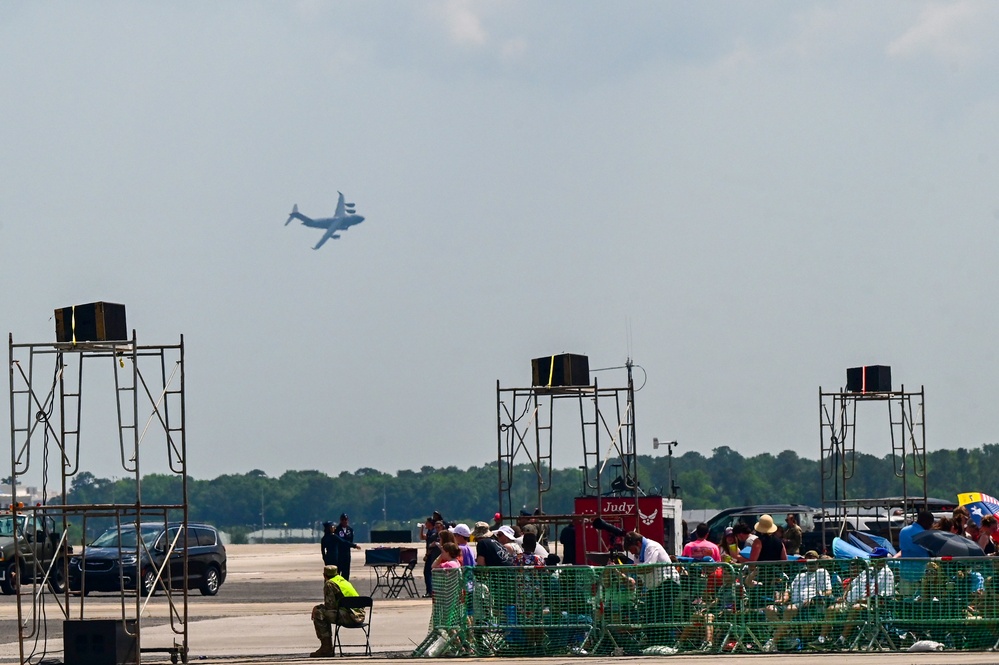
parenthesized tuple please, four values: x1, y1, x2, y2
(623, 531, 681, 642)
(815, 548, 895, 647)
(763, 551, 832, 650)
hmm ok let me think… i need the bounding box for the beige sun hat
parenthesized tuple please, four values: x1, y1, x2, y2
(754, 514, 778, 534)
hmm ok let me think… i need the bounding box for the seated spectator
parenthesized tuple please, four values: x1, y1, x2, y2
(720, 527, 741, 563)
(515, 528, 549, 558)
(449, 524, 477, 567)
(495, 525, 523, 556)
(816, 548, 895, 647)
(514, 532, 546, 566)
(732, 523, 757, 563)
(310, 565, 365, 657)
(979, 515, 998, 555)
(750, 515, 787, 562)
(764, 550, 831, 650)
(843, 548, 895, 604)
(952, 506, 972, 538)
(474, 522, 514, 567)
(917, 560, 944, 601)
(683, 523, 721, 561)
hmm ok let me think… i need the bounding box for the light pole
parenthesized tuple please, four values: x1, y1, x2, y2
(652, 438, 680, 498)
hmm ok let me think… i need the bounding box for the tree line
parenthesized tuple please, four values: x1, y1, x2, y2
(59, 444, 999, 542)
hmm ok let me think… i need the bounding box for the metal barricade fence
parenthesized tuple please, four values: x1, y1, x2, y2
(412, 557, 999, 657)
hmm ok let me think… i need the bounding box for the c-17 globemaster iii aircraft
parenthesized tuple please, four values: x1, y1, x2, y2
(285, 191, 365, 249)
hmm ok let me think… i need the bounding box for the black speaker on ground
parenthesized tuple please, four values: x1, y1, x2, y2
(55, 302, 127, 343)
(846, 365, 892, 393)
(531, 354, 590, 387)
(63, 619, 137, 665)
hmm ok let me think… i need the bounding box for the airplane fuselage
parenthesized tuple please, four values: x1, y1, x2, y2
(295, 214, 365, 231)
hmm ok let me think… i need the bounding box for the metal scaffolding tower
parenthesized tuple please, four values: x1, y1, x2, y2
(818, 384, 928, 547)
(495, 361, 639, 521)
(8, 332, 189, 664)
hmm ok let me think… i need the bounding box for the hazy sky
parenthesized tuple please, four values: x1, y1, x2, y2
(3, 2, 999, 486)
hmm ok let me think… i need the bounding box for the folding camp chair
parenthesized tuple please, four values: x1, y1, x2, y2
(333, 596, 374, 656)
(388, 560, 418, 598)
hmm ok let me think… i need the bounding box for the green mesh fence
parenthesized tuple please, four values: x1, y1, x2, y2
(412, 556, 999, 656)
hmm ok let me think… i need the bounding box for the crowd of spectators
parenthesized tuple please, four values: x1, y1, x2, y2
(417, 506, 999, 654)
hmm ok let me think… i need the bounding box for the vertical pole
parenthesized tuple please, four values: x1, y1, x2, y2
(496, 380, 502, 520)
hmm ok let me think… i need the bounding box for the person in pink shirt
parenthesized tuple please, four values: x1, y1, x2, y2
(432, 542, 462, 570)
(682, 523, 721, 561)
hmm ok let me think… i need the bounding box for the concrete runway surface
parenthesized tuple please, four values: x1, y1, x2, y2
(1, 544, 999, 663)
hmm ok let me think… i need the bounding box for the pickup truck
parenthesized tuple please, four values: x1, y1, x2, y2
(0, 510, 72, 594)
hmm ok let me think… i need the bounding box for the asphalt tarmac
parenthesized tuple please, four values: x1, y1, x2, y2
(2, 544, 999, 663)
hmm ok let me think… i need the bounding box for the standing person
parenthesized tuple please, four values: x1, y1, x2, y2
(896, 510, 934, 595)
(320, 521, 339, 566)
(310, 565, 365, 658)
(784, 513, 803, 556)
(334, 513, 361, 581)
(559, 522, 577, 565)
(422, 517, 441, 597)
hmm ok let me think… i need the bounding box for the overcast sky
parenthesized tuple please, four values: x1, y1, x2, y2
(2, 2, 999, 487)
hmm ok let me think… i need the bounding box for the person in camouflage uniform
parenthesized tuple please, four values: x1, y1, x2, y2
(310, 564, 365, 658)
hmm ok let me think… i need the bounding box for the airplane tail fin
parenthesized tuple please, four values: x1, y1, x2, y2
(285, 204, 298, 226)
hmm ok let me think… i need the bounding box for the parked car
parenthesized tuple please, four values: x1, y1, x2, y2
(0, 510, 72, 594)
(68, 522, 226, 596)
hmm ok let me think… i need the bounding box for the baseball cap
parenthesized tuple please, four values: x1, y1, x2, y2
(804, 550, 819, 559)
(870, 547, 890, 559)
(450, 523, 472, 538)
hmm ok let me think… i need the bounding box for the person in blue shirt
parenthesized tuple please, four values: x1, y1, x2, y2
(896, 510, 934, 596)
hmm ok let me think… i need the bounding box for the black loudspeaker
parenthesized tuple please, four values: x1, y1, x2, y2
(55, 302, 127, 343)
(532, 354, 590, 387)
(846, 365, 892, 393)
(63, 620, 137, 665)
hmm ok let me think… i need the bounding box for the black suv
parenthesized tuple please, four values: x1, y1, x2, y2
(68, 522, 226, 596)
(705, 504, 818, 545)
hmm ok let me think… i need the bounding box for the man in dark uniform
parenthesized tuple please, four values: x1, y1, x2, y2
(321, 521, 339, 566)
(335, 513, 361, 580)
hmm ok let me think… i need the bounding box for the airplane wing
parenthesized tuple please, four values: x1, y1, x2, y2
(313, 226, 340, 250)
(334, 191, 345, 218)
